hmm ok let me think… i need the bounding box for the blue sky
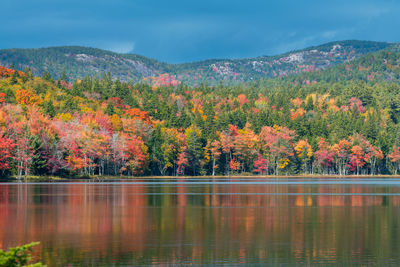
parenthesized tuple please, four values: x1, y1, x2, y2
(3, 0, 400, 63)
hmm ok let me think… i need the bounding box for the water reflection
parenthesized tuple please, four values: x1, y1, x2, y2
(0, 179, 400, 266)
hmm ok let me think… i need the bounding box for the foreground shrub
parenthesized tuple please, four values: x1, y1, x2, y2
(0, 242, 45, 267)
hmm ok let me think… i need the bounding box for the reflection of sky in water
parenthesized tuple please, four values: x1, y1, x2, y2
(0, 179, 399, 266)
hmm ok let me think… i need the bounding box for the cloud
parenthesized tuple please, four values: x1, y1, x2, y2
(106, 42, 135, 54)
(270, 27, 357, 55)
(321, 31, 338, 39)
(345, 4, 391, 19)
(2, 0, 400, 62)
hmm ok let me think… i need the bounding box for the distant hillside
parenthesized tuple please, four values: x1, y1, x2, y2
(0, 46, 171, 82)
(0, 40, 392, 84)
(285, 44, 400, 85)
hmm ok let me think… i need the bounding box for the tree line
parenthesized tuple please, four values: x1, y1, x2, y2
(1, 65, 400, 177)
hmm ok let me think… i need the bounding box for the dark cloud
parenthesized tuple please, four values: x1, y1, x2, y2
(2, 0, 400, 62)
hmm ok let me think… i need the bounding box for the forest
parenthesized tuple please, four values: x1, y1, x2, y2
(1, 51, 400, 178)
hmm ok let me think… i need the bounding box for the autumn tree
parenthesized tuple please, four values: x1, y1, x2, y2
(122, 135, 149, 175)
(314, 138, 335, 174)
(233, 123, 258, 172)
(253, 154, 268, 175)
(210, 139, 222, 176)
(388, 146, 400, 174)
(0, 132, 16, 176)
(295, 139, 313, 173)
(259, 126, 296, 175)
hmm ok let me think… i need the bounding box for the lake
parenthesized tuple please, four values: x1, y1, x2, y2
(1, 178, 400, 266)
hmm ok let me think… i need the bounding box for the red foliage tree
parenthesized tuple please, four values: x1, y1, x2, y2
(0, 132, 16, 172)
(0, 92, 6, 105)
(122, 135, 149, 175)
(388, 146, 400, 174)
(229, 157, 240, 172)
(177, 150, 188, 175)
(253, 154, 268, 175)
(314, 138, 335, 174)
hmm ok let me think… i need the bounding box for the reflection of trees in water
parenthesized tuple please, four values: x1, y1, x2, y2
(0, 182, 399, 265)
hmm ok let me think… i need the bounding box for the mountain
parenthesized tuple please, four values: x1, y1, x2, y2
(0, 46, 171, 82)
(0, 40, 392, 84)
(283, 43, 400, 85)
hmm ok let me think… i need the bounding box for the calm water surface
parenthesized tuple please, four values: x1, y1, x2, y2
(1, 178, 400, 266)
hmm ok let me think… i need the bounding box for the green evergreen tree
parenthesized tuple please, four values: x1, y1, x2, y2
(10, 70, 19, 85)
(42, 70, 52, 82)
(185, 125, 204, 175)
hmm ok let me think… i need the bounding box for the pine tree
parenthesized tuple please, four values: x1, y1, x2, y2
(185, 125, 204, 175)
(42, 70, 52, 82)
(10, 69, 19, 85)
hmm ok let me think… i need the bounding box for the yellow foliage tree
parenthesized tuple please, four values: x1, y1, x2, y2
(15, 89, 41, 106)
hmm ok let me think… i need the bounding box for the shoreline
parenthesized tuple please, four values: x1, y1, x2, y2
(3, 174, 400, 182)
